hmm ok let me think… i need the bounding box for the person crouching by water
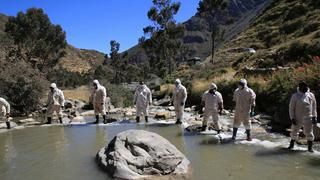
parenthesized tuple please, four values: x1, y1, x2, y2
(90, 80, 108, 124)
(46, 83, 65, 124)
(232, 79, 256, 141)
(201, 83, 224, 133)
(172, 79, 187, 125)
(0, 97, 11, 129)
(288, 82, 317, 152)
(134, 81, 152, 123)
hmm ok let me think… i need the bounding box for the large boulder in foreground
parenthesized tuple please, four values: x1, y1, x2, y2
(96, 130, 191, 180)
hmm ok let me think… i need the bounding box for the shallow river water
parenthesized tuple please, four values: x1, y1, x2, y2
(1, 118, 320, 180)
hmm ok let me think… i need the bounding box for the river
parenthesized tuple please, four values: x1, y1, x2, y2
(1, 116, 320, 180)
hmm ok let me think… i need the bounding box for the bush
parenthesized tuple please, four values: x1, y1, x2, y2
(284, 4, 307, 20)
(0, 62, 47, 115)
(100, 80, 133, 108)
(280, 19, 304, 35)
(47, 69, 92, 88)
(302, 21, 319, 35)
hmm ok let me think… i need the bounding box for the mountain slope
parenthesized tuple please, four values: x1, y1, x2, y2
(212, 0, 320, 73)
(125, 0, 272, 66)
(0, 13, 106, 74)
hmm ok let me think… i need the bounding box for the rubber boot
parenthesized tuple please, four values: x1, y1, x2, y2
(46, 117, 52, 124)
(201, 125, 207, 132)
(175, 119, 182, 125)
(246, 129, 252, 141)
(145, 116, 148, 123)
(136, 116, 140, 123)
(232, 128, 238, 140)
(103, 115, 107, 124)
(308, 141, 314, 153)
(288, 140, 295, 150)
(6, 122, 10, 129)
(94, 115, 99, 124)
(59, 117, 63, 124)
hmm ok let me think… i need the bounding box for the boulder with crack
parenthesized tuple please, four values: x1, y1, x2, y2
(96, 130, 191, 179)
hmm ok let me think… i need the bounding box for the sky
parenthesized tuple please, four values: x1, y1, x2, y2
(0, 0, 199, 53)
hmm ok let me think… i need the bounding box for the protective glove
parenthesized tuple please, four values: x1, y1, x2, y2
(291, 119, 297, 126)
(181, 102, 184, 106)
(312, 117, 317, 125)
(5, 113, 10, 118)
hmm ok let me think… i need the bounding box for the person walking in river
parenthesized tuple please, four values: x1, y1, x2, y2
(288, 82, 317, 152)
(172, 79, 187, 124)
(232, 79, 256, 141)
(46, 83, 65, 124)
(201, 83, 224, 133)
(90, 80, 108, 124)
(0, 97, 11, 129)
(134, 81, 152, 123)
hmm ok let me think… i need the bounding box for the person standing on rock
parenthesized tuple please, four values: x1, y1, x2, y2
(288, 82, 317, 152)
(232, 79, 256, 141)
(0, 97, 11, 129)
(134, 81, 152, 123)
(46, 83, 65, 124)
(90, 80, 108, 124)
(172, 79, 187, 124)
(201, 83, 224, 133)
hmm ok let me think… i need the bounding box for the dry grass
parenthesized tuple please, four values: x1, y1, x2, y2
(160, 84, 175, 95)
(63, 86, 91, 102)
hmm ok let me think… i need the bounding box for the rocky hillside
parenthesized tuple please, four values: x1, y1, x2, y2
(211, 0, 320, 74)
(125, 0, 271, 65)
(0, 13, 106, 74)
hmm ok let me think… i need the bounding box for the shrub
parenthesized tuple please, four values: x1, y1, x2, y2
(100, 80, 133, 108)
(0, 62, 47, 115)
(280, 19, 304, 35)
(302, 21, 319, 35)
(284, 4, 307, 20)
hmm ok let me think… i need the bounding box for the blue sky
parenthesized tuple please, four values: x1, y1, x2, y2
(0, 0, 199, 53)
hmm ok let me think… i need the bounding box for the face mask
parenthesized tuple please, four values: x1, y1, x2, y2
(209, 89, 216, 94)
(175, 83, 179, 87)
(300, 87, 308, 93)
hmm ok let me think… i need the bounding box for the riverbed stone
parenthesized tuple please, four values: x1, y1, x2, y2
(154, 112, 170, 120)
(96, 130, 191, 179)
(18, 118, 41, 126)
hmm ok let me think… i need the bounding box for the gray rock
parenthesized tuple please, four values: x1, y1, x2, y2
(96, 130, 191, 180)
(0, 122, 18, 129)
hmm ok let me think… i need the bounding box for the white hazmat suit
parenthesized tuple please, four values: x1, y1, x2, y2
(90, 80, 107, 116)
(233, 79, 256, 130)
(47, 83, 65, 118)
(0, 97, 10, 122)
(173, 79, 187, 123)
(202, 83, 223, 131)
(289, 88, 317, 141)
(134, 84, 152, 118)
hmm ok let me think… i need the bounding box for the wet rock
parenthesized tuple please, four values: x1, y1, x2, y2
(74, 100, 86, 109)
(153, 97, 171, 106)
(96, 130, 190, 180)
(70, 116, 86, 123)
(18, 118, 41, 126)
(80, 110, 95, 116)
(185, 124, 203, 132)
(0, 122, 18, 129)
(184, 107, 192, 112)
(154, 112, 170, 120)
(313, 125, 320, 141)
(166, 106, 175, 111)
(64, 100, 75, 109)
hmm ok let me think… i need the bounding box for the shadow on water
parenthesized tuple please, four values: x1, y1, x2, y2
(254, 147, 305, 157)
(199, 137, 220, 145)
(307, 157, 320, 167)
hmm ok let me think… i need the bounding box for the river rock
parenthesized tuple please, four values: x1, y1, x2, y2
(0, 122, 18, 129)
(18, 118, 41, 126)
(64, 100, 75, 109)
(184, 107, 192, 112)
(166, 106, 175, 111)
(96, 130, 191, 179)
(154, 112, 170, 120)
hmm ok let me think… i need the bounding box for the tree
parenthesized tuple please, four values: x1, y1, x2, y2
(109, 40, 121, 83)
(140, 0, 185, 77)
(5, 8, 67, 72)
(198, 0, 228, 63)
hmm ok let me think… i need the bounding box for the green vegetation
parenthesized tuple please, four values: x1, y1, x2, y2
(139, 0, 185, 78)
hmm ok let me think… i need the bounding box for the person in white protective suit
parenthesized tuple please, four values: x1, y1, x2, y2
(201, 83, 224, 133)
(172, 79, 187, 124)
(232, 79, 256, 141)
(133, 81, 152, 123)
(0, 97, 11, 129)
(90, 80, 108, 124)
(46, 83, 65, 124)
(288, 82, 317, 152)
